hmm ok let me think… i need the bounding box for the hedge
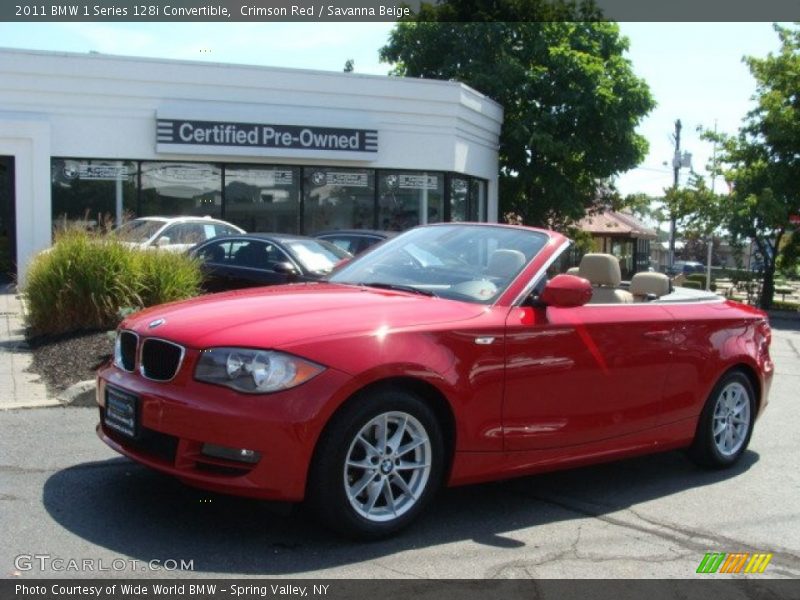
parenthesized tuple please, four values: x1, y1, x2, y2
(23, 230, 202, 336)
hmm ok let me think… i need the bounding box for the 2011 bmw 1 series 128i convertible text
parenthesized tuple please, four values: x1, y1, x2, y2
(96, 223, 773, 539)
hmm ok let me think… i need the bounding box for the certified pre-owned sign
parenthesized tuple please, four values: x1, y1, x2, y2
(156, 119, 378, 156)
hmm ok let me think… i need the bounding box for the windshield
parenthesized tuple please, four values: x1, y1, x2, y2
(113, 219, 165, 244)
(329, 224, 549, 304)
(285, 239, 351, 274)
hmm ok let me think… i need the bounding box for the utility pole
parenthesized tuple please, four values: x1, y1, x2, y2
(706, 120, 718, 291)
(668, 119, 682, 270)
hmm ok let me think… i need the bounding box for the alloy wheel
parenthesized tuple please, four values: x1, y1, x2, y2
(343, 411, 432, 522)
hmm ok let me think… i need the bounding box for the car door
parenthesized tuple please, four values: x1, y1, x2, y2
(194, 239, 236, 292)
(229, 240, 293, 288)
(502, 302, 676, 451)
(160, 223, 206, 252)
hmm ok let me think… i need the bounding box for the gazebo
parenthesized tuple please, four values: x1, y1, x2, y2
(575, 210, 657, 279)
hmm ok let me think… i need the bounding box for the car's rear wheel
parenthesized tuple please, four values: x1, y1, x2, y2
(689, 370, 756, 468)
(306, 389, 444, 539)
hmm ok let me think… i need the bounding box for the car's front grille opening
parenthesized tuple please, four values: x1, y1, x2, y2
(119, 331, 138, 372)
(194, 461, 253, 477)
(140, 339, 184, 381)
(101, 413, 179, 464)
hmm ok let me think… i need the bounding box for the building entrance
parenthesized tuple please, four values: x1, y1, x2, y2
(0, 156, 16, 282)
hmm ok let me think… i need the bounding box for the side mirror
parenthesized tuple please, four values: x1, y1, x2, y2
(273, 261, 298, 276)
(539, 274, 592, 308)
(155, 236, 171, 247)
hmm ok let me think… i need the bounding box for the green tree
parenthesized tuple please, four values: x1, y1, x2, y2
(707, 24, 800, 308)
(657, 174, 726, 281)
(380, 7, 655, 228)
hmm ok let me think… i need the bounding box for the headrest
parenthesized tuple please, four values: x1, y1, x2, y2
(487, 249, 526, 278)
(579, 253, 622, 287)
(566, 266, 580, 276)
(630, 272, 670, 298)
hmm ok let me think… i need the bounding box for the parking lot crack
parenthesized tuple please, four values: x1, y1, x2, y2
(370, 560, 424, 578)
(0, 464, 53, 474)
(512, 491, 800, 576)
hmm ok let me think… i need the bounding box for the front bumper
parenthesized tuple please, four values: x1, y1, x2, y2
(96, 355, 353, 502)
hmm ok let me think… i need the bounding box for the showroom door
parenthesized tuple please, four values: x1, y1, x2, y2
(0, 156, 15, 283)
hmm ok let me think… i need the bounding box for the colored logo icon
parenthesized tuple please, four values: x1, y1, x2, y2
(696, 552, 773, 574)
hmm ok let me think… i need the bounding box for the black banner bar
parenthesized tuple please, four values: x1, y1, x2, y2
(3, 580, 800, 600)
(2, 0, 800, 22)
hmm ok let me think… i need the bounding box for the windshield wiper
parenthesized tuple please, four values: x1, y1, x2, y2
(362, 282, 437, 297)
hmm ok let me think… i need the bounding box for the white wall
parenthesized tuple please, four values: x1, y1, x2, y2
(0, 114, 52, 285)
(0, 48, 504, 279)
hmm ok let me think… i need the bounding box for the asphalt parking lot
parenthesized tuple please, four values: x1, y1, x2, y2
(2, 320, 799, 580)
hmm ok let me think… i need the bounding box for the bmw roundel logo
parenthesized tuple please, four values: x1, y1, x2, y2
(148, 318, 166, 329)
(311, 171, 326, 186)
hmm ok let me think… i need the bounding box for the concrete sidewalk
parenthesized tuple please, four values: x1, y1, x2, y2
(0, 284, 59, 410)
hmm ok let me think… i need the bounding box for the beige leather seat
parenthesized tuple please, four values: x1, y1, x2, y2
(487, 249, 526, 280)
(630, 272, 670, 301)
(566, 266, 580, 276)
(578, 253, 633, 304)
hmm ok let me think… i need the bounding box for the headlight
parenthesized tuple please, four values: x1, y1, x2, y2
(113, 334, 124, 370)
(194, 348, 325, 394)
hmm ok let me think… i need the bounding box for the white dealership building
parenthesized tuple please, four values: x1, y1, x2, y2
(0, 48, 502, 282)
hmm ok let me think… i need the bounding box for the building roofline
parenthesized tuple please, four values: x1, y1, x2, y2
(0, 46, 503, 112)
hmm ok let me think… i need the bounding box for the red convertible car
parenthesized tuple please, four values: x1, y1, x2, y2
(96, 224, 773, 538)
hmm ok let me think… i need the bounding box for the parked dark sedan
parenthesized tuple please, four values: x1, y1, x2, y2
(190, 233, 350, 292)
(313, 229, 395, 255)
(666, 260, 705, 277)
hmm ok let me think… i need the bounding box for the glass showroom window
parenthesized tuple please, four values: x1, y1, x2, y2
(378, 171, 443, 231)
(449, 175, 469, 222)
(469, 178, 487, 221)
(225, 165, 300, 233)
(140, 162, 222, 218)
(51, 159, 137, 230)
(303, 168, 375, 234)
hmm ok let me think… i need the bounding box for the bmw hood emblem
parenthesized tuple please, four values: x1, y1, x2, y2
(148, 318, 166, 329)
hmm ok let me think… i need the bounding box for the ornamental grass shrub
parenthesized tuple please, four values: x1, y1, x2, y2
(686, 273, 717, 292)
(131, 247, 203, 309)
(23, 230, 201, 336)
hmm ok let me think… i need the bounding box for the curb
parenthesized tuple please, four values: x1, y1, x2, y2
(0, 399, 62, 410)
(57, 380, 96, 407)
(767, 309, 800, 322)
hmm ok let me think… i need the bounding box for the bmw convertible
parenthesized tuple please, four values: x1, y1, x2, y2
(96, 223, 773, 539)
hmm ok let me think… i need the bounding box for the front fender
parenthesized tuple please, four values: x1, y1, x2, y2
(284, 326, 506, 452)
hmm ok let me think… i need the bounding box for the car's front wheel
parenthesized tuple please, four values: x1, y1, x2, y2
(307, 389, 444, 539)
(689, 370, 756, 468)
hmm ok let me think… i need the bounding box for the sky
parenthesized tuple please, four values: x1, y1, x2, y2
(0, 21, 784, 199)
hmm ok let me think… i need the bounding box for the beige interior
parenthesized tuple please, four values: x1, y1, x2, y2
(630, 272, 670, 301)
(578, 253, 633, 304)
(487, 249, 526, 279)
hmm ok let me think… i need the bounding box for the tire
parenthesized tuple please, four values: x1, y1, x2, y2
(688, 370, 756, 469)
(306, 388, 444, 540)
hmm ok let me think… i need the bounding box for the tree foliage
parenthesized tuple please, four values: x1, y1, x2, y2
(379, 4, 655, 228)
(704, 24, 800, 308)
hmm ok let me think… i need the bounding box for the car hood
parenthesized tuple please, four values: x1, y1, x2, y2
(122, 283, 488, 349)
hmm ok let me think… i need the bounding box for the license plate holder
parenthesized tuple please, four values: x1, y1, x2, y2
(104, 387, 139, 439)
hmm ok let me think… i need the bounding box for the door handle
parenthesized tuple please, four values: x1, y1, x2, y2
(642, 330, 672, 340)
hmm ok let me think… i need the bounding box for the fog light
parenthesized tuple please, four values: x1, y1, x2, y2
(201, 443, 261, 464)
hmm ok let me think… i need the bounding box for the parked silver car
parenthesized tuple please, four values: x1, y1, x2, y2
(113, 216, 244, 252)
